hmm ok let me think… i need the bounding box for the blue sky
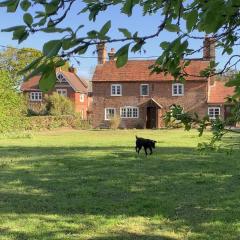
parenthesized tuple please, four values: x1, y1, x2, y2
(0, 3, 234, 79)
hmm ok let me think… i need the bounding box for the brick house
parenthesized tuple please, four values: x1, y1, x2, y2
(21, 67, 90, 119)
(92, 38, 235, 128)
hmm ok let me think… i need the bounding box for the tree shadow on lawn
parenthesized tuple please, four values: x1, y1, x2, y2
(1, 145, 240, 239)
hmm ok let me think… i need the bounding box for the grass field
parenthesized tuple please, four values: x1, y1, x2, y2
(0, 129, 240, 240)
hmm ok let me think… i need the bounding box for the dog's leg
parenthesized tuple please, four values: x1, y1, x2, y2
(149, 147, 152, 155)
(144, 146, 148, 156)
(138, 146, 142, 154)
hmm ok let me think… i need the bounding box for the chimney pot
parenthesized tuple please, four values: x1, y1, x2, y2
(108, 48, 116, 61)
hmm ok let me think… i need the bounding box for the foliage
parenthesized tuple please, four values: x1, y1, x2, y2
(1, 129, 240, 239)
(164, 104, 240, 149)
(25, 115, 91, 130)
(0, 69, 27, 133)
(0, 47, 42, 86)
(109, 115, 121, 129)
(45, 92, 74, 116)
(0, 0, 240, 93)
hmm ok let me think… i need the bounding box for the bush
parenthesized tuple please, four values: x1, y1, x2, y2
(0, 70, 27, 133)
(25, 115, 91, 131)
(109, 116, 121, 129)
(45, 93, 74, 116)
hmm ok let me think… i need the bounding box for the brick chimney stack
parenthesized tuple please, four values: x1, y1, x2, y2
(97, 43, 107, 64)
(108, 48, 116, 61)
(203, 36, 215, 61)
(68, 66, 77, 73)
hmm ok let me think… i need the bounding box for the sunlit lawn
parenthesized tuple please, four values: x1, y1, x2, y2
(0, 129, 240, 240)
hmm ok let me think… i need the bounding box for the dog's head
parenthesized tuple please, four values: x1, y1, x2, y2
(151, 140, 157, 148)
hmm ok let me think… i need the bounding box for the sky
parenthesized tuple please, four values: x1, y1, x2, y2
(0, 2, 235, 79)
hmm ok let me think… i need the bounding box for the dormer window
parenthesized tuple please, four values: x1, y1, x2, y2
(172, 83, 184, 96)
(111, 84, 122, 96)
(56, 73, 67, 83)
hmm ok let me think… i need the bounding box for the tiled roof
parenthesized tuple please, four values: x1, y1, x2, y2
(208, 80, 235, 104)
(21, 70, 88, 93)
(92, 59, 210, 82)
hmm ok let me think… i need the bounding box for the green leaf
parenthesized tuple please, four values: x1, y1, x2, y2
(41, 27, 72, 33)
(122, 0, 133, 16)
(39, 68, 57, 92)
(23, 13, 33, 26)
(165, 23, 180, 32)
(1, 25, 26, 32)
(12, 28, 29, 43)
(185, 10, 198, 32)
(99, 20, 111, 36)
(77, 45, 88, 55)
(118, 28, 132, 38)
(115, 43, 130, 68)
(20, 0, 31, 11)
(131, 41, 144, 53)
(43, 40, 62, 57)
(18, 56, 44, 75)
(160, 41, 170, 50)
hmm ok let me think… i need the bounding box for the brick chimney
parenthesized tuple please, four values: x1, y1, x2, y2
(97, 43, 107, 64)
(203, 36, 215, 61)
(68, 66, 77, 73)
(108, 48, 116, 61)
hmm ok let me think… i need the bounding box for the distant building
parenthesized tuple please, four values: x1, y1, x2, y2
(21, 67, 90, 119)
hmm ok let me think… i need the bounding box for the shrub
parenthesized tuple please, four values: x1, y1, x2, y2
(109, 116, 121, 129)
(0, 70, 27, 133)
(45, 93, 74, 116)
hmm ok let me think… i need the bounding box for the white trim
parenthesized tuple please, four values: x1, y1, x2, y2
(56, 72, 77, 91)
(105, 108, 116, 120)
(140, 84, 149, 96)
(56, 88, 67, 97)
(56, 73, 67, 83)
(29, 92, 42, 102)
(120, 106, 139, 118)
(80, 93, 85, 102)
(208, 107, 220, 119)
(111, 84, 122, 96)
(172, 83, 184, 96)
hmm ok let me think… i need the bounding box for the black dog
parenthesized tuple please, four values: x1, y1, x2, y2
(135, 136, 157, 155)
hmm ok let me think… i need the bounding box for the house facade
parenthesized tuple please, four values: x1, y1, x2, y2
(92, 38, 235, 128)
(21, 67, 90, 119)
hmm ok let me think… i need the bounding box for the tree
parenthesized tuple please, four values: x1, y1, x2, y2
(0, 0, 239, 146)
(0, 0, 239, 91)
(0, 47, 42, 87)
(0, 69, 27, 132)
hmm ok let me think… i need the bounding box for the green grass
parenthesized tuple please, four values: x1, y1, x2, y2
(0, 129, 240, 240)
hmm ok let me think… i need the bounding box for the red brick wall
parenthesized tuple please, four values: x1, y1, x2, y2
(92, 81, 209, 128)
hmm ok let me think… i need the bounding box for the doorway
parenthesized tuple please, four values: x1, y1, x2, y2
(146, 107, 157, 129)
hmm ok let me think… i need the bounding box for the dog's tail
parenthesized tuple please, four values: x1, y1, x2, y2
(136, 135, 138, 139)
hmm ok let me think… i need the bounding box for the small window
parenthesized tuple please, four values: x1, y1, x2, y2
(30, 92, 42, 102)
(56, 89, 67, 97)
(105, 108, 116, 120)
(120, 107, 139, 118)
(140, 84, 149, 96)
(111, 84, 122, 96)
(208, 107, 220, 119)
(80, 94, 84, 102)
(172, 83, 184, 96)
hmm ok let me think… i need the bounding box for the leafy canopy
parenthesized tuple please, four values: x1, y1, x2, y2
(0, 0, 240, 93)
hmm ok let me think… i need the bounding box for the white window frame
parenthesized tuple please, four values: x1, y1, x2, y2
(208, 107, 220, 120)
(56, 89, 67, 97)
(105, 108, 116, 120)
(111, 84, 122, 96)
(30, 92, 42, 102)
(56, 73, 67, 83)
(140, 84, 149, 96)
(172, 83, 184, 96)
(80, 94, 85, 102)
(120, 106, 139, 119)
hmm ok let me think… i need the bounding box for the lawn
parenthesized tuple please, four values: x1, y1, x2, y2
(0, 129, 240, 240)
